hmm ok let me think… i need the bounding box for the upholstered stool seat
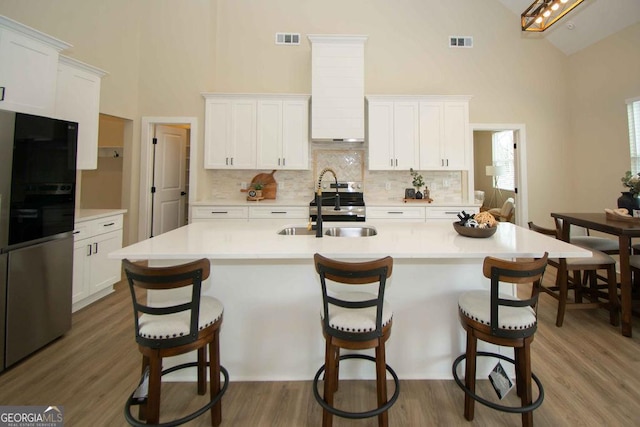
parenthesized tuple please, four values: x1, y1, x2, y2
(123, 259, 229, 427)
(313, 254, 399, 427)
(570, 236, 619, 254)
(452, 254, 548, 427)
(321, 291, 393, 333)
(458, 290, 536, 331)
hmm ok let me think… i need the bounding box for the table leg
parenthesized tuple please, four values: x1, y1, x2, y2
(619, 235, 632, 337)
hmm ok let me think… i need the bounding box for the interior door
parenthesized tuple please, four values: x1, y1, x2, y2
(152, 125, 187, 237)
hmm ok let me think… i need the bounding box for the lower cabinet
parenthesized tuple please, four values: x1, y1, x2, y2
(366, 206, 426, 222)
(190, 206, 249, 222)
(72, 213, 124, 312)
(425, 206, 480, 221)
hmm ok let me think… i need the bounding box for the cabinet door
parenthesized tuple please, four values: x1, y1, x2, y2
(55, 61, 102, 170)
(442, 101, 469, 169)
(229, 99, 257, 169)
(204, 98, 232, 168)
(393, 102, 419, 170)
(419, 101, 444, 169)
(281, 99, 308, 169)
(88, 230, 123, 294)
(368, 101, 395, 170)
(72, 238, 90, 304)
(256, 99, 283, 169)
(0, 28, 59, 116)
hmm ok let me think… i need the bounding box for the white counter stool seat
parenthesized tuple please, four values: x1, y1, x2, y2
(528, 222, 619, 327)
(312, 253, 399, 427)
(452, 254, 548, 427)
(122, 258, 229, 427)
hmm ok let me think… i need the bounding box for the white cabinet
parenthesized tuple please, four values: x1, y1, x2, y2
(73, 212, 124, 312)
(249, 206, 308, 223)
(0, 16, 71, 116)
(419, 99, 471, 170)
(55, 56, 107, 170)
(257, 96, 309, 170)
(367, 98, 419, 170)
(425, 206, 479, 222)
(203, 95, 257, 169)
(367, 206, 426, 222)
(191, 206, 249, 222)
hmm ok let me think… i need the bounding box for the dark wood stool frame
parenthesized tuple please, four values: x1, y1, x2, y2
(123, 259, 229, 427)
(452, 254, 548, 427)
(312, 253, 400, 427)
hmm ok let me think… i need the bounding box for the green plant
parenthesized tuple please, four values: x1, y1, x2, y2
(621, 171, 640, 195)
(410, 168, 425, 190)
(252, 182, 264, 191)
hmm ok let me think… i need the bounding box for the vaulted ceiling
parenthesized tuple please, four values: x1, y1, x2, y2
(497, 0, 640, 55)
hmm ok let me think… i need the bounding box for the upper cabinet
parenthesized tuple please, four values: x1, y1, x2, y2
(367, 95, 471, 171)
(0, 15, 71, 116)
(419, 98, 471, 170)
(55, 56, 107, 170)
(257, 96, 309, 170)
(203, 93, 309, 170)
(203, 95, 257, 169)
(367, 97, 419, 170)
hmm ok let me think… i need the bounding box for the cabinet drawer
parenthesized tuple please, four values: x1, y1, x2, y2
(73, 222, 91, 241)
(426, 206, 479, 219)
(367, 206, 426, 220)
(192, 206, 249, 219)
(249, 206, 308, 219)
(94, 215, 124, 234)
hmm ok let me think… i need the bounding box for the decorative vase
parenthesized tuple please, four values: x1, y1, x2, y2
(617, 191, 640, 215)
(416, 190, 423, 200)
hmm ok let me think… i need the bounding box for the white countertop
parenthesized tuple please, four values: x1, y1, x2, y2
(109, 220, 588, 261)
(75, 208, 127, 223)
(190, 198, 480, 207)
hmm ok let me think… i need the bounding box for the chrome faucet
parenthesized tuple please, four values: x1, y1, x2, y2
(311, 168, 341, 238)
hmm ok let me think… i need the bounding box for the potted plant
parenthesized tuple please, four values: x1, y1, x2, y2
(619, 171, 640, 214)
(410, 168, 425, 199)
(251, 182, 264, 198)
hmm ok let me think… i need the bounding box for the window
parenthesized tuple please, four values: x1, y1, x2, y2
(492, 130, 515, 191)
(628, 98, 640, 174)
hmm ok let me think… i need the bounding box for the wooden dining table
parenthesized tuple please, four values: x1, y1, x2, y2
(551, 212, 640, 337)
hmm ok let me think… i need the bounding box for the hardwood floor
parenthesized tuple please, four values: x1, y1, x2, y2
(1, 269, 640, 426)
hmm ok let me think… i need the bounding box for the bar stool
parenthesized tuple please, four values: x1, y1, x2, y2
(452, 254, 548, 427)
(312, 253, 400, 427)
(122, 259, 229, 426)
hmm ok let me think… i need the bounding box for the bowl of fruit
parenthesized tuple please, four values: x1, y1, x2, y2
(453, 211, 498, 238)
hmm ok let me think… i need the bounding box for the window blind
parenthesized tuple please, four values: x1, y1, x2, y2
(492, 131, 515, 191)
(629, 98, 640, 174)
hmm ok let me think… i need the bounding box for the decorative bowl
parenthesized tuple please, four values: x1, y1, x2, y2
(453, 221, 498, 238)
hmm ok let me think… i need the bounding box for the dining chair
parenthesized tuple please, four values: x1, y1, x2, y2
(528, 222, 619, 327)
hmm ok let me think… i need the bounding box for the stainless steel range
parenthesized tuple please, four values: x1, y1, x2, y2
(309, 181, 365, 222)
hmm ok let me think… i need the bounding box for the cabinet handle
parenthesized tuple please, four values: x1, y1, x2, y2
(446, 159, 449, 166)
(93, 242, 98, 254)
(388, 211, 403, 214)
(390, 159, 393, 167)
(0, 87, 5, 101)
(444, 211, 458, 215)
(230, 157, 234, 166)
(87, 244, 92, 256)
(271, 211, 287, 214)
(395, 159, 398, 167)
(73, 230, 80, 235)
(282, 158, 285, 166)
(211, 211, 228, 214)
(103, 222, 115, 227)
(278, 158, 281, 166)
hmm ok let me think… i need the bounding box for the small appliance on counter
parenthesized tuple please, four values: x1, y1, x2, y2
(0, 111, 77, 373)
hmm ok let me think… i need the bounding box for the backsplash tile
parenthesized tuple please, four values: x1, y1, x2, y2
(203, 144, 464, 203)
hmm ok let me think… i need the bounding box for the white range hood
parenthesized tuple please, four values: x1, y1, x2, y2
(308, 35, 367, 142)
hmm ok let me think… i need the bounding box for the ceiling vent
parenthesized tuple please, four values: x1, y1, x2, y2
(275, 33, 300, 45)
(449, 36, 473, 48)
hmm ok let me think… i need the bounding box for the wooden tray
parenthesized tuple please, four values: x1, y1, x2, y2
(605, 211, 640, 223)
(403, 198, 433, 203)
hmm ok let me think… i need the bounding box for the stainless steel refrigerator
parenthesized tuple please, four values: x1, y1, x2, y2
(0, 111, 77, 372)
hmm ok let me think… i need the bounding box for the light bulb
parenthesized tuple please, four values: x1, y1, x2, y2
(543, 10, 551, 17)
(560, 0, 569, 3)
(535, 16, 543, 23)
(551, 3, 560, 10)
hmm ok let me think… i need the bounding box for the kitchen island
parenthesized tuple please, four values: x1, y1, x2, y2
(109, 220, 588, 380)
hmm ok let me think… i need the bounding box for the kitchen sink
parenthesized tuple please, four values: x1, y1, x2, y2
(324, 226, 377, 237)
(277, 226, 316, 236)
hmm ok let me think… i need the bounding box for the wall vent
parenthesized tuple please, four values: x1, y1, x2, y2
(449, 36, 473, 48)
(275, 33, 300, 45)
